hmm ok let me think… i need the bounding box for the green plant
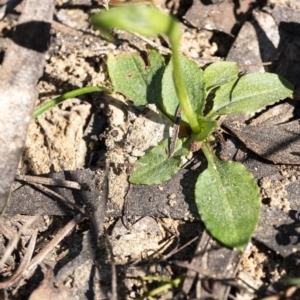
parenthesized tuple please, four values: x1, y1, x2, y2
(33, 86, 110, 119)
(90, 5, 294, 250)
(136, 275, 185, 299)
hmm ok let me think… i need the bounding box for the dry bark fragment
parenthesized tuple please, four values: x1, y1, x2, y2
(0, 0, 54, 214)
(224, 120, 300, 165)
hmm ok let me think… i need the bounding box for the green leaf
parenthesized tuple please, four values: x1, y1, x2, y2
(129, 138, 190, 185)
(91, 4, 202, 133)
(162, 55, 205, 123)
(191, 118, 217, 141)
(283, 278, 300, 286)
(209, 73, 294, 117)
(90, 5, 179, 41)
(203, 61, 239, 93)
(107, 49, 165, 106)
(195, 143, 261, 250)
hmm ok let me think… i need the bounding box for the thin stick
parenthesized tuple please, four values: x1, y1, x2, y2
(106, 238, 118, 300)
(92, 161, 110, 236)
(163, 235, 199, 260)
(169, 105, 182, 157)
(179, 231, 210, 296)
(51, 20, 84, 37)
(27, 182, 88, 217)
(15, 174, 82, 190)
(122, 184, 132, 230)
(131, 32, 171, 55)
(27, 214, 84, 273)
(0, 216, 39, 270)
(111, 262, 117, 300)
(0, 229, 38, 289)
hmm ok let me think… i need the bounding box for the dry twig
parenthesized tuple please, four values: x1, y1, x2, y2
(0, 216, 38, 270)
(27, 214, 84, 275)
(0, 0, 54, 214)
(15, 174, 82, 190)
(24, 182, 88, 217)
(0, 229, 37, 289)
(91, 160, 110, 236)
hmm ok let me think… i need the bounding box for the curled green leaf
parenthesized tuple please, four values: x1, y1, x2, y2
(90, 5, 179, 40)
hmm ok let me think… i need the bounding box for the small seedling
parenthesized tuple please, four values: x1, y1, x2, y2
(90, 5, 294, 250)
(136, 275, 185, 299)
(33, 86, 111, 119)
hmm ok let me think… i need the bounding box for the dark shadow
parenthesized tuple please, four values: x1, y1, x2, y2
(251, 239, 300, 298)
(52, 222, 111, 299)
(274, 210, 300, 246)
(200, 0, 213, 5)
(10, 265, 44, 300)
(180, 152, 208, 220)
(279, 21, 300, 36)
(53, 223, 84, 274)
(275, 22, 300, 85)
(0, 50, 5, 65)
(252, 18, 300, 86)
(208, 0, 268, 57)
(209, 32, 235, 57)
(232, 0, 267, 35)
(12, 21, 51, 53)
(63, 170, 99, 213)
(86, 264, 96, 300)
(37, 177, 84, 216)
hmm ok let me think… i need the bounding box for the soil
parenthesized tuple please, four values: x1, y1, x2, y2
(0, 0, 300, 299)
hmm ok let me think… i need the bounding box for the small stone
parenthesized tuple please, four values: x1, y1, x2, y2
(168, 193, 176, 200)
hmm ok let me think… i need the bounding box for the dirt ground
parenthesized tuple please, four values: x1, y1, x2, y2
(0, 0, 300, 299)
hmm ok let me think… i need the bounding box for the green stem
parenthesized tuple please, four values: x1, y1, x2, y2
(283, 278, 300, 285)
(205, 109, 218, 120)
(201, 141, 217, 166)
(169, 28, 202, 134)
(33, 86, 111, 119)
(135, 275, 185, 300)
